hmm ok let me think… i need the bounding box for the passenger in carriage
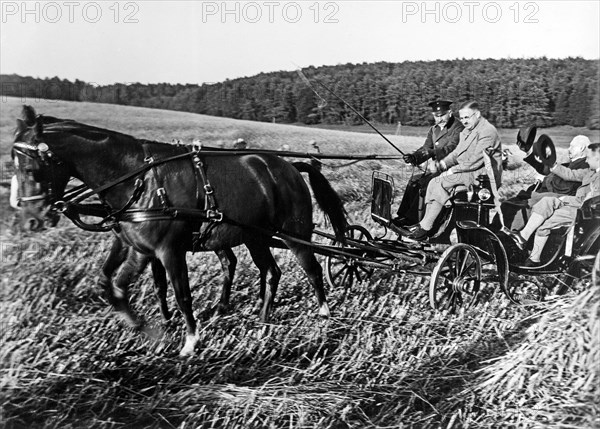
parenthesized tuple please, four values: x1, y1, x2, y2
(392, 99, 463, 228)
(506, 143, 600, 267)
(496, 135, 590, 229)
(403, 100, 503, 241)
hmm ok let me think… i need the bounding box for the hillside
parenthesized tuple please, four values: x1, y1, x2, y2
(0, 97, 421, 157)
(2, 57, 599, 129)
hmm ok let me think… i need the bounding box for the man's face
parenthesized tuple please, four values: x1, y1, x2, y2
(568, 142, 585, 160)
(586, 149, 600, 170)
(432, 110, 452, 126)
(459, 108, 480, 130)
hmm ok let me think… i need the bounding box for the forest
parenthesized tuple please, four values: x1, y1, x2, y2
(2, 57, 598, 129)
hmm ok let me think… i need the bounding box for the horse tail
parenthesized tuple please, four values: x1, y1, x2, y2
(292, 162, 347, 243)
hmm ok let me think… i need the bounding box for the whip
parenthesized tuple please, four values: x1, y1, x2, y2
(295, 67, 405, 156)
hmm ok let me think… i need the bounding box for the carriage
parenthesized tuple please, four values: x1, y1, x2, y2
(317, 170, 600, 313)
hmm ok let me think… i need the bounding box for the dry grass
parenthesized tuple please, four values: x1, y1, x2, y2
(1, 98, 597, 428)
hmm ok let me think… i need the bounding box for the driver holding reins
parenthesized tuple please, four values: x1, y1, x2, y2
(392, 100, 463, 228)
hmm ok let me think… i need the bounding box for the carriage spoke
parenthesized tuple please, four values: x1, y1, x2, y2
(456, 250, 471, 277)
(358, 265, 373, 277)
(346, 269, 354, 287)
(354, 267, 363, 282)
(332, 264, 349, 282)
(440, 289, 455, 311)
(458, 259, 475, 277)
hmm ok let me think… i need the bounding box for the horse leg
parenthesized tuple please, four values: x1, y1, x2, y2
(99, 238, 128, 306)
(157, 249, 197, 356)
(286, 242, 330, 318)
(246, 242, 281, 323)
(150, 259, 172, 321)
(213, 248, 237, 316)
(112, 249, 151, 329)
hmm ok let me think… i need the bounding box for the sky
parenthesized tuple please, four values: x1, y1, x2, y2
(1, 1, 598, 85)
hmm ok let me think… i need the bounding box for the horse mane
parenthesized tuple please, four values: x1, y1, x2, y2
(40, 115, 140, 143)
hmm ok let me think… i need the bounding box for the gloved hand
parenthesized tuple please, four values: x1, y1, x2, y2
(403, 153, 417, 165)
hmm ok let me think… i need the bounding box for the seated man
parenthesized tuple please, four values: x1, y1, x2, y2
(507, 142, 600, 266)
(498, 135, 590, 229)
(405, 100, 502, 240)
(392, 99, 463, 227)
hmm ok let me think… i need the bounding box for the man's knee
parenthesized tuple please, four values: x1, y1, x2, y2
(532, 196, 561, 216)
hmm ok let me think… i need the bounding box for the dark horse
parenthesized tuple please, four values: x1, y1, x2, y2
(12, 106, 347, 356)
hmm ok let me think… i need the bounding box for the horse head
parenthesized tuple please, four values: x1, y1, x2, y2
(11, 105, 69, 230)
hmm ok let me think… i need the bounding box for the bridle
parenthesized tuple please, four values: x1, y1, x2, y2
(13, 140, 65, 212)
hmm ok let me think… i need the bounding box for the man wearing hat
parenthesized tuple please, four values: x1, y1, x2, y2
(506, 142, 600, 266)
(392, 99, 463, 227)
(496, 135, 590, 229)
(308, 140, 322, 171)
(405, 100, 503, 241)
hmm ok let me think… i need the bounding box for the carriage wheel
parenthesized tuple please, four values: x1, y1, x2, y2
(324, 225, 374, 290)
(429, 243, 482, 313)
(552, 251, 598, 295)
(504, 275, 546, 304)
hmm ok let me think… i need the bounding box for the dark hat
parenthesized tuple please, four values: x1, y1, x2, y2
(516, 126, 537, 152)
(428, 99, 453, 114)
(533, 134, 556, 167)
(522, 134, 556, 175)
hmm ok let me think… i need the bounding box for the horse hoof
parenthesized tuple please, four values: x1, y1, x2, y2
(179, 334, 198, 357)
(118, 311, 143, 330)
(318, 304, 331, 318)
(179, 348, 194, 358)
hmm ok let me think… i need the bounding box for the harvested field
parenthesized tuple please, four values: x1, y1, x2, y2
(1, 98, 597, 428)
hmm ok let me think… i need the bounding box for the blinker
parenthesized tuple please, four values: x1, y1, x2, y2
(38, 143, 49, 153)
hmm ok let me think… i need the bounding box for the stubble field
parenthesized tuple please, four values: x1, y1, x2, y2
(0, 98, 598, 428)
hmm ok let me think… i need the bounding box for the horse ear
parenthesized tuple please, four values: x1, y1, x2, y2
(21, 105, 37, 127)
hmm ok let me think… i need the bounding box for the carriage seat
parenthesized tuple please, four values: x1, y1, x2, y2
(579, 195, 600, 220)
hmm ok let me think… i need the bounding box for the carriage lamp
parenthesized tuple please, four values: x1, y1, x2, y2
(478, 188, 492, 201)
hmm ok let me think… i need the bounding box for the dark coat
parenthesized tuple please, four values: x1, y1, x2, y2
(412, 115, 464, 164)
(539, 157, 589, 195)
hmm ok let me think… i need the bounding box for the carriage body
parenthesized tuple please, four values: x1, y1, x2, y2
(368, 170, 599, 309)
(370, 171, 497, 245)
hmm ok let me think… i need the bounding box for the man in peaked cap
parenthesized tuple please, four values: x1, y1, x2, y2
(392, 99, 464, 228)
(405, 100, 503, 241)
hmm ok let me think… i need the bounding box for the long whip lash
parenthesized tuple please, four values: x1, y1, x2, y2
(295, 67, 405, 156)
(295, 68, 328, 109)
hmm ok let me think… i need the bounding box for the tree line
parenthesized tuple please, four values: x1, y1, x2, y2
(2, 57, 598, 129)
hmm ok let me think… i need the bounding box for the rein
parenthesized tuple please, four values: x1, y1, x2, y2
(14, 137, 396, 238)
(14, 141, 225, 233)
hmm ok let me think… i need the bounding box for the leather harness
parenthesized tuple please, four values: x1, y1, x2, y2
(14, 140, 224, 250)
